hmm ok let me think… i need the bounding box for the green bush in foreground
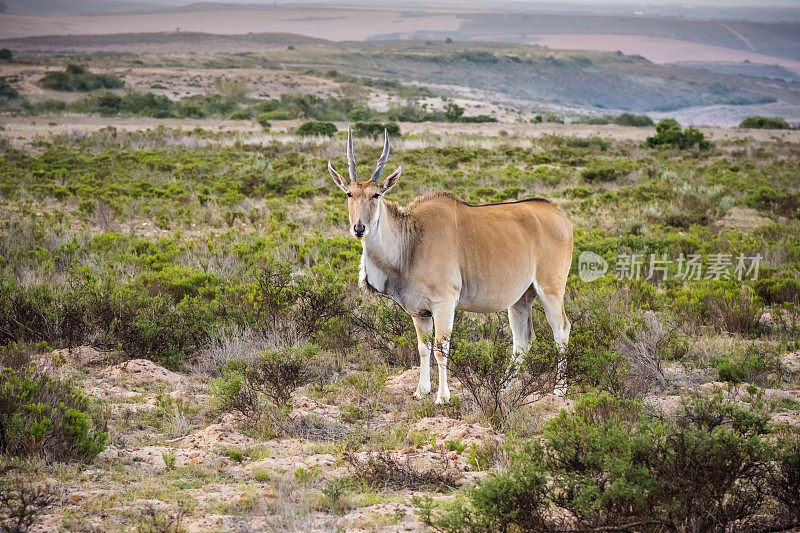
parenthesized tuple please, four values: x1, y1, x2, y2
(40, 64, 124, 92)
(0, 364, 106, 463)
(421, 392, 799, 532)
(296, 121, 337, 137)
(646, 118, 710, 150)
(739, 116, 790, 129)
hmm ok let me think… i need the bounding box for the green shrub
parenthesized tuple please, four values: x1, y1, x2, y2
(744, 186, 800, 217)
(769, 430, 800, 524)
(739, 116, 790, 129)
(40, 64, 124, 92)
(646, 119, 710, 150)
(718, 357, 747, 384)
(422, 392, 789, 532)
(0, 79, 18, 100)
(754, 276, 800, 305)
(0, 366, 106, 463)
(0, 49, 12, 61)
(613, 113, 654, 127)
(580, 159, 635, 182)
(459, 114, 497, 123)
(256, 113, 272, 131)
(444, 103, 465, 122)
(352, 121, 401, 138)
(296, 121, 337, 137)
(211, 344, 318, 427)
(674, 282, 764, 336)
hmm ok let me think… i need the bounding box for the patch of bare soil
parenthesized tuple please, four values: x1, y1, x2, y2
(385, 367, 421, 395)
(173, 423, 254, 449)
(102, 358, 183, 385)
(413, 416, 503, 446)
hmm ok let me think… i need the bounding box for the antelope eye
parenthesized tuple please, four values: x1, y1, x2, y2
(346, 192, 352, 198)
(372, 194, 381, 199)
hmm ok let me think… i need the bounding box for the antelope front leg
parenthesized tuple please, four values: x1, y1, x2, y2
(432, 306, 455, 405)
(412, 316, 433, 399)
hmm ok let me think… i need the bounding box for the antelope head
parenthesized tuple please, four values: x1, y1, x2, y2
(328, 126, 401, 239)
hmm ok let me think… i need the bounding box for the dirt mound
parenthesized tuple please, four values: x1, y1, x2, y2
(413, 417, 503, 446)
(174, 423, 253, 449)
(52, 345, 107, 365)
(386, 367, 420, 395)
(102, 358, 182, 385)
(291, 394, 341, 421)
(781, 351, 800, 381)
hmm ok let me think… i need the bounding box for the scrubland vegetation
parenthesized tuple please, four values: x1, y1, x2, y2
(1, 50, 800, 530)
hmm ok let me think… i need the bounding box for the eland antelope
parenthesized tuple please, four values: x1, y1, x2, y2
(328, 127, 573, 403)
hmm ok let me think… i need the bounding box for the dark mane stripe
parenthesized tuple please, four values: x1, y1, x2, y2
(405, 192, 551, 210)
(463, 197, 552, 207)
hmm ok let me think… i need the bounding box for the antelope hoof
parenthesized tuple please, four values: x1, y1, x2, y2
(434, 392, 450, 405)
(553, 382, 568, 397)
(413, 382, 431, 399)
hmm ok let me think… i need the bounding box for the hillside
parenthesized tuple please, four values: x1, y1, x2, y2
(3, 34, 800, 124)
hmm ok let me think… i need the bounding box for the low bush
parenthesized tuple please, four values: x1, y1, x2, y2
(739, 116, 790, 129)
(40, 64, 124, 92)
(646, 119, 710, 150)
(211, 344, 317, 428)
(352, 121, 401, 138)
(613, 113, 654, 127)
(296, 121, 337, 137)
(580, 159, 635, 182)
(256, 113, 271, 131)
(744, 186, 800, 218)
(754, 276, 800, 305)
(0, 79, 18, 101)
(0, 468, 54, 533)
(345, 450, 458, 492)
(0, 364, 107, 463)
(422, 392, 798, 532)
(674, 282, 764, 336)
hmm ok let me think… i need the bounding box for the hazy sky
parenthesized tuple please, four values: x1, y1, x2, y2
(130, 0, 800, 5)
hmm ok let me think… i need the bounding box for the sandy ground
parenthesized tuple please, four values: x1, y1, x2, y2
(0, 9, 462, 41)
(531, 34, 800, 75)
(2, 115, 799, 143)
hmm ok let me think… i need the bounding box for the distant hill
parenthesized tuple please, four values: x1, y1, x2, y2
(0, 0, 163, 15)
(675, 61, 800, 82)
(0, 31, 329, 54)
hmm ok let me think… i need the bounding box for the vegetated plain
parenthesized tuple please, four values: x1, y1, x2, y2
(1, 49, 800, 532)
(3, 33, 800, 125)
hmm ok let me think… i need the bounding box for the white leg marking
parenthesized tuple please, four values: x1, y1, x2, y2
(435, 338, 451, 405)
(414, 341, 432, 399)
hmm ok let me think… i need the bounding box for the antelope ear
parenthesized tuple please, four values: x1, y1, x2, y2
(328, 161, 349, 193)
(380, 166, 401, 193)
